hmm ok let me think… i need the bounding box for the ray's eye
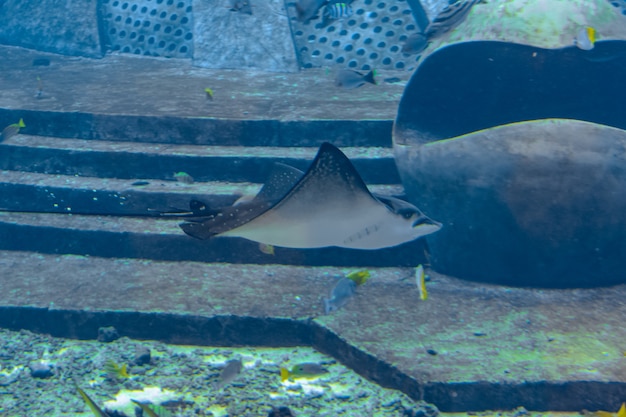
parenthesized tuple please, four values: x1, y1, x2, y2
(397, 208, 416, 219)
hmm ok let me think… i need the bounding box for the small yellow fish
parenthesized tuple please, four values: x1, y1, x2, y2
(36, 76, 43, 98)
(1, 118, 25, 142)
(416, 264, 427, 300)
(204, 87, 214, 100)
(346, 270, 370, 286)
(131, 400, 173, 417)
(575, 26, 596, 51)
(280, 363, 328, 382)
(103, 359, 130, 379)
(76, 386, 110, 417)
(596, 403, 626, 417)
(259, 242, 275, 255)
(174, 171, 194, 184)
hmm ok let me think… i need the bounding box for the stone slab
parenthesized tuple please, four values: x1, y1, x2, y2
(192, 0, 298, 72)
(0, 0, 103, 57)
(0, 251, 625, 411)
(0, 45, 406, 145)
(0, 136, 401, 184)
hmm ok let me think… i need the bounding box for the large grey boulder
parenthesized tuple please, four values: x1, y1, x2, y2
(393, 0, 626, 287)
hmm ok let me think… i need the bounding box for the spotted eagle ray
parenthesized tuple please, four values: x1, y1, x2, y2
(180, 143, 441, 249)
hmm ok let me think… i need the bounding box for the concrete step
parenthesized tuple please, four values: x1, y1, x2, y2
(0, 170, 405, 216)
(0, 211, 428, 266)
(0, 135, 402, 184)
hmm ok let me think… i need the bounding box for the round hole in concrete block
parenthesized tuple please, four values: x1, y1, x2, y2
(154, 23, 161, 31)
(164, 26, 172, 34)
(351, 33, 360, 40)
(324, 52, 333, 59)
(348, 60, 357, 67)
(336, 56, 345, 63)
(184, 32, 193, 40)
(344, 44, 353, 51)
(373, 26, 382, 33)
(180, 16, 189, 24)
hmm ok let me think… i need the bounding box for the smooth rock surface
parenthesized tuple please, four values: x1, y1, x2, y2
(395, 119, 626, 287)
(0, 0, 103, 57)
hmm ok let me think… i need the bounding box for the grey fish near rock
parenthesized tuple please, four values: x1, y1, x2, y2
(324, 277, 357, 313)
(217, 359, 243, 388)
(335, 69, 376, 89)
(295, 0, 327, 22)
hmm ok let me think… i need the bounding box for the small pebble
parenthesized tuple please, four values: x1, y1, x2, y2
(268, 406, 295, 417)
(97, 326, 119, 343)
(426, 349, 437, 356)
(29, 361, 53, 379)
(134, 346, 151, 366)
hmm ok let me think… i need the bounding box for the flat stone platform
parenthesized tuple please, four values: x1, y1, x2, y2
(0, 45, 625, 412)
(1, 251, 625, 412)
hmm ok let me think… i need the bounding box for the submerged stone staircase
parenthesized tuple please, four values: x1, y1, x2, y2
(0, 115, 426, 267)
(0, 45, 426, 267)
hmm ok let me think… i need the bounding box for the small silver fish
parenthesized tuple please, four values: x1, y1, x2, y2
(217, 359, 243, 388)
(230, 0, 252, 14)
(295, 0, 327, 22)
(335, 69, 376, 89)
(324, 277, 357, 313)
(174, 172, 194, 184)
(574, 26, 596, 51)
(402, 32, 429, 55)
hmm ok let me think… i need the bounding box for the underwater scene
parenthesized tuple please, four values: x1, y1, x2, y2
(1, 0, 626, 416)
